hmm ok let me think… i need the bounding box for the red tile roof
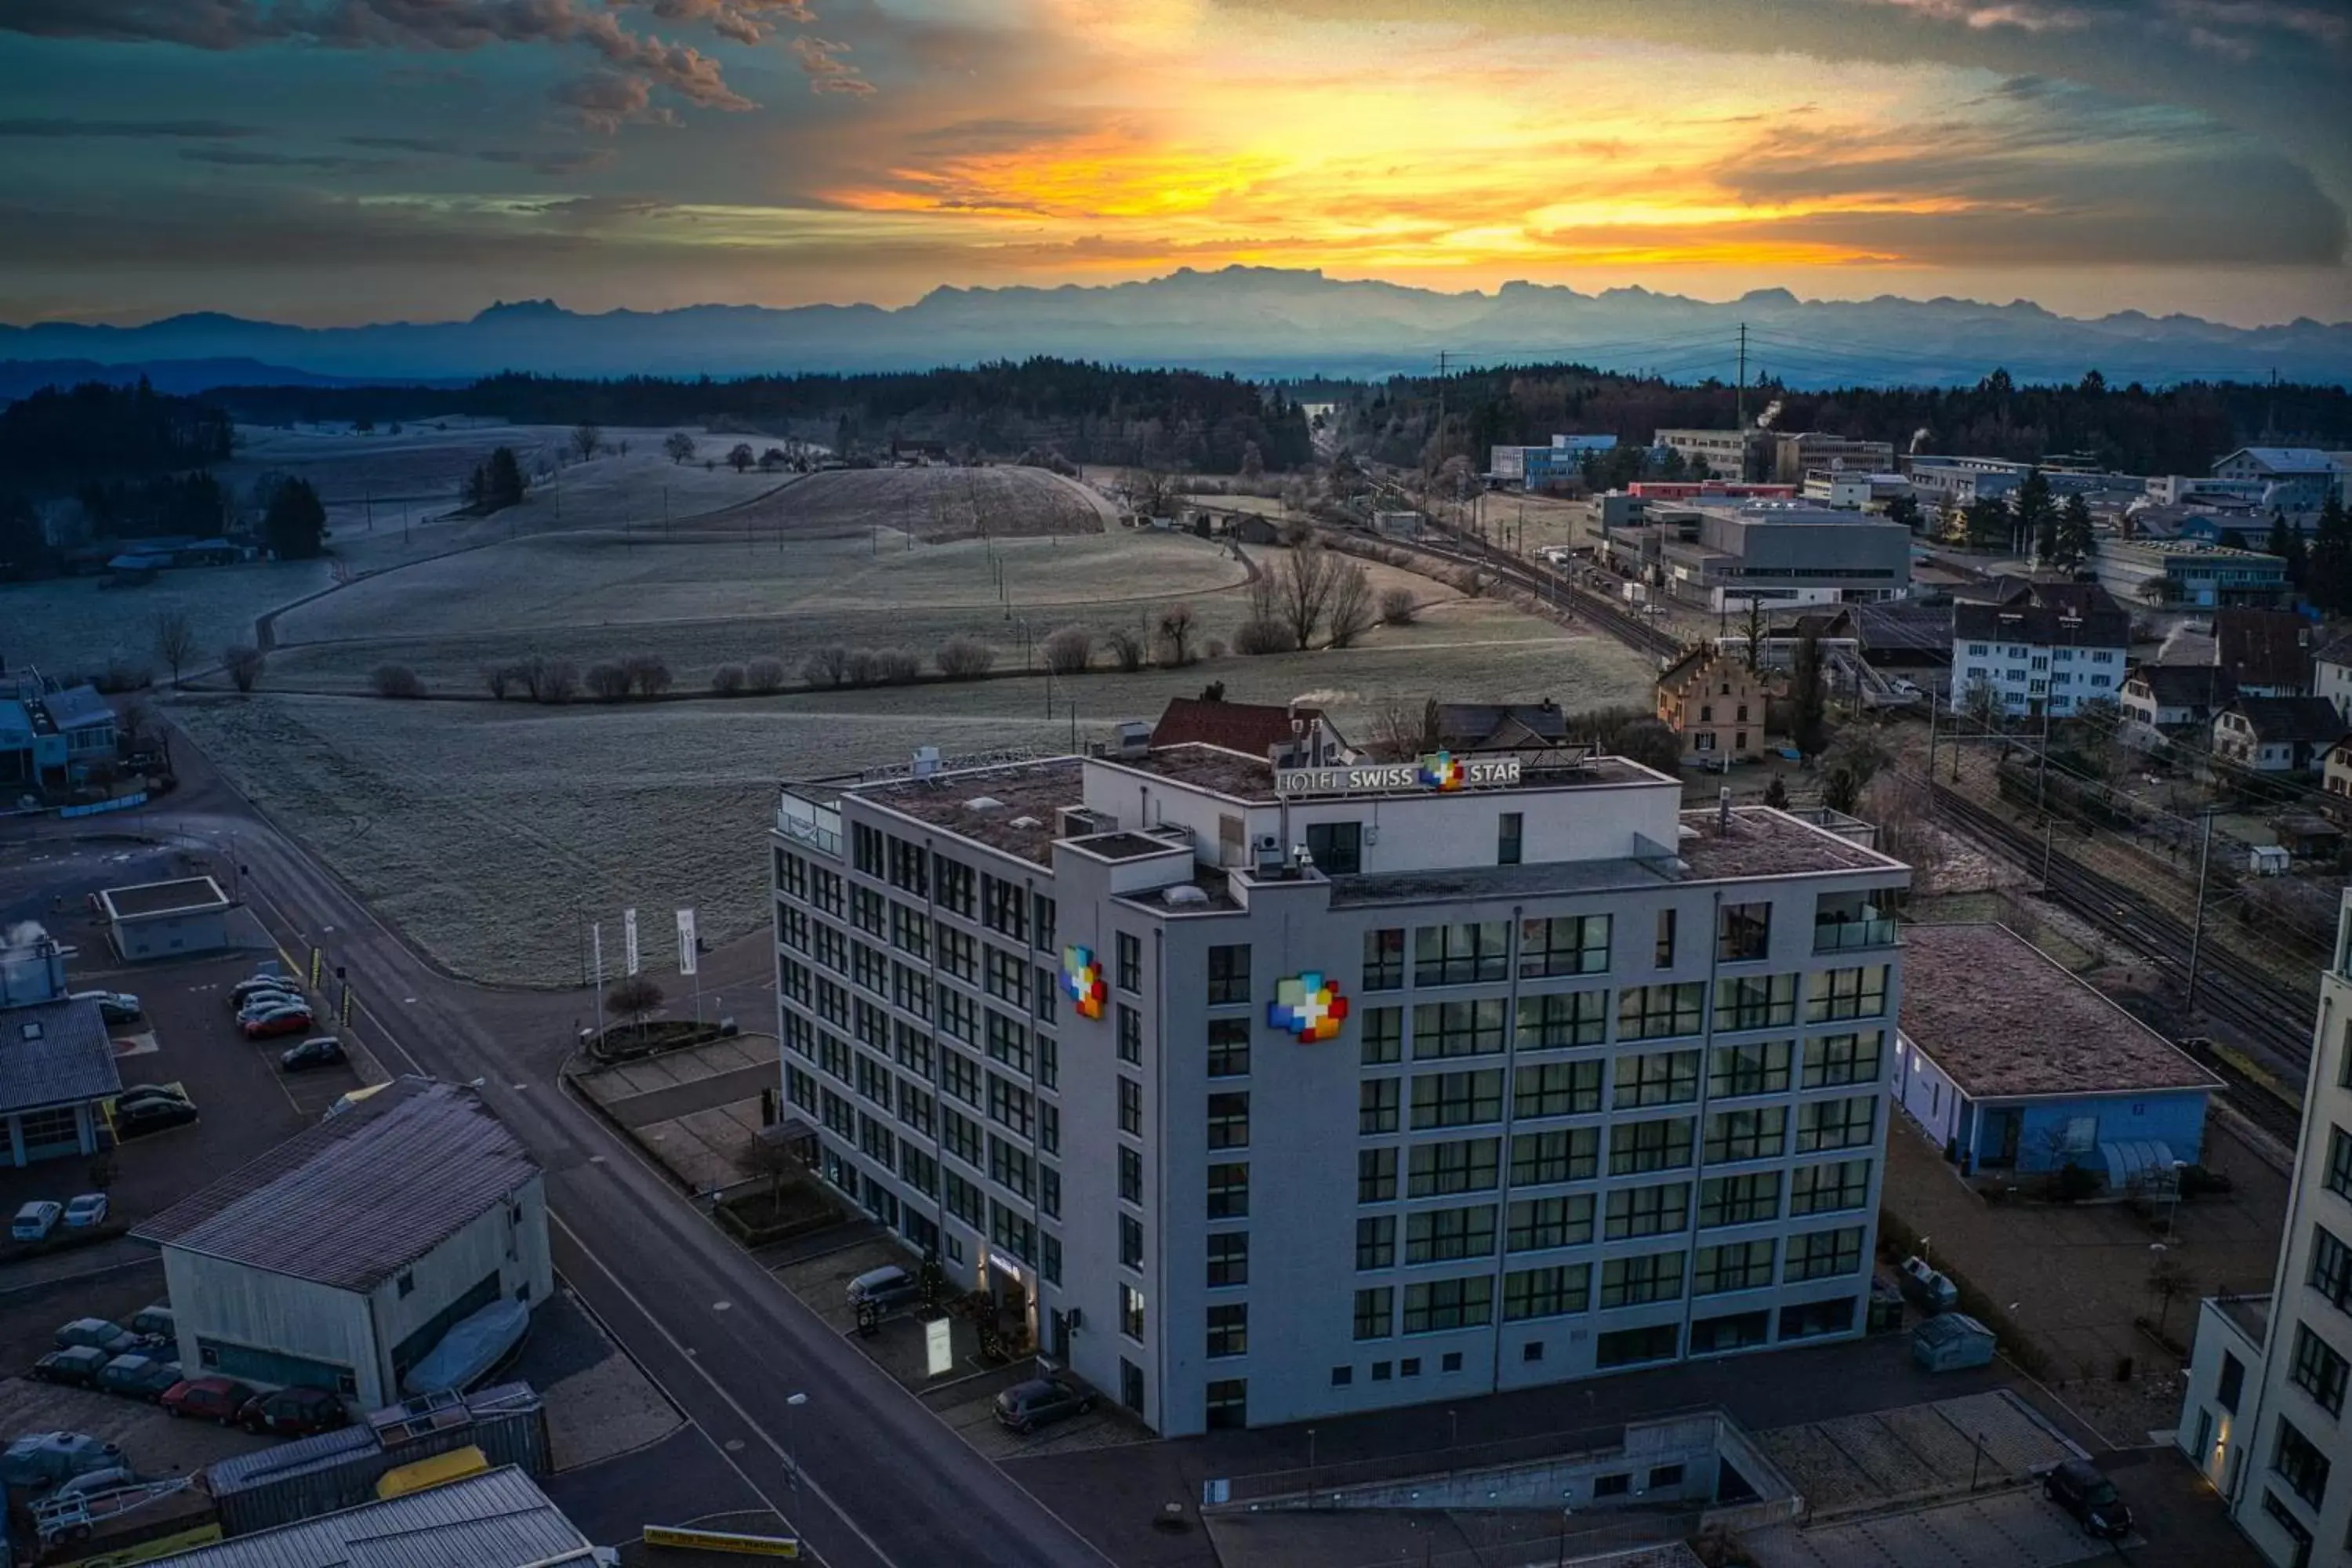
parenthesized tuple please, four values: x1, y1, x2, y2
(1151, 697, 1320, 758)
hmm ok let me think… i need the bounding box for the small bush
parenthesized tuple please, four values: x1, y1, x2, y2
(1453, 569, 1486, 597)
(1041, 626, 1093, 675)
(844, 648, 880, 687)
(538, 660, 579, 703)
(874, 648, 921, 684)
(710, 663, 746, 695)
(221, 644, 265, 693)
(1105, 628, 1145, 672)
(1380, 586, 1418, 625)
(936, 637, 995, 679)
(623, 653, 672, 698)
(94, 662, 154, 695)
(586, 662, 632, 702)
(371, 664, 426, 699)
(746, 656, 786, 694)
(1232, 618, 1296, 656)
(482, 664, 513, 700)
(804, 645, 849, 688)
(1203, 637, 1227, 659)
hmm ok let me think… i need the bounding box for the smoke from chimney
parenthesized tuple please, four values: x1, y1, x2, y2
(1909, 426, 1932, 455)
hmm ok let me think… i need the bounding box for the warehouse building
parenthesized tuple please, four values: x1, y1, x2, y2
(135, 1077, 550, 1408)
(100, 876, 232, 962)
(0, 995, 122, 1167)
(1653, 501, 1913, 611)
(149, 1466, 589, 1568)
(773, 728, 1911, 1436)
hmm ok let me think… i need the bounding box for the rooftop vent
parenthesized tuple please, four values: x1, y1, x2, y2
(1163, 884, 1210, 906)
(1010, 815, 1043, 829)
(911, 746, 941, 780)
(965, 795, 1004, 811)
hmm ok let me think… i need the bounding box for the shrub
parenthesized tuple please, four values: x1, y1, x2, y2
(1453, 568, 1486, 597)
(1580, 707, 1682, 775)
(371, 664, 426, 699)
(1232, 618, 1296, 656)
(483, 664, 513, 700)
(623, 653, 672, 698)
(1105, 628, 1145, 672)
(874, 648, 921, 684)
(1380, 586, 1418, 625)
(710, 663, 746, 695)
(94, 661, 154, 695)
(221, 643, 265, 693)
(537, 660, 579, 703)
(935, 637, 996, 679)
(803, 645, 849, 688)
(1041, 626, 1093, 675)
(1203, 637, 1227, 659)
(746, 656, 786, 694)
(1326, 564, 1375, 648)
(586, 662, 633, 702)
(843, 648, 880, 686)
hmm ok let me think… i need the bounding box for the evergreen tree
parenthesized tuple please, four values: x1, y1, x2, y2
(1963, 496, 2011, 550)
(2054, 492, 2095, 572)
(2312, 493, 2352, 615)
(1791, 634, 1830, 759)
(2015, 467, 2055, 561)
(487, 446, 526, 508)
(2268, 512, 2300, 586)
(263, 477, 326, 560)
(1885, 492, 1922, 532)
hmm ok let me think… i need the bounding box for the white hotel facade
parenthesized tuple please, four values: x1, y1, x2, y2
(771, 731, 1910, 1436)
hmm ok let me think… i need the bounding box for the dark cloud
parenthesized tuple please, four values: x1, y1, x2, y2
(180, 146, 394, 172)
(553, 71, 681, 132)
(0, 117, 260, 138)
(643, 0, 815, 45)
(339, 134, 613, 175)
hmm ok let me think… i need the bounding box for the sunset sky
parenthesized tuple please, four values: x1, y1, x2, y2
(2, 0, 2348, 326)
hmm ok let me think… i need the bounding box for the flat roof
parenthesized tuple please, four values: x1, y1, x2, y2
(855, 760, 1083, 867)
(0, 997, 122, 1114)
(150, 1465, 587, 1568)
(100, 876, 230, 920)
(1676, 806, 1905, 880)
(1900, 924, 2223, 1100)
(1106, 742, 1667, 803)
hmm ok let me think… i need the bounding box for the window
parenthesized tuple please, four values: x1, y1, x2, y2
(1802, 1032, 1884, 1088)
(2218, 1351, 2245, 1413)
(1650, 1465, 1686, 1490)
(1033, 892, 1056, 953)
(1407, 1138, 1501, 1196)
(1353, 1287, 1394, 1340)
(2262, 1490, 2315, 1554)
(1208, 1092, 1250, 1149)
(1359, 1078, 1401, 1134)
(1497, 811, 1523, 866)
(1405, 1205, 1497, 1263)
(1595, 1322, 1679, 1367)
(2330, 1127, 2352, 1201)
(1039, 1101, 1058, 1156)
(1504, 1263, 1590, 1320)
(775, 849, 808, 899)
(942, 1050, 982, 1107)
(1120, 1145, 1143, 1204)
(935, 929, 975, 984)
(1515, 1060, 1603, 1118)
(1117, 1004, 1142, 1065)
(851, 885, 885, 938)
(1718, 902, 1771, 961)
(987, 1137, 1031, 1198)
(2290, 1325, 2350, 1417)
(1699, 1171, 1780, 1228)
(1808, 965, 1889, 1022)
(1413, 999, 1508, 1058)
(1363, 927, 1406, 991)
(1033, 964, 1058, 1025)
(1603, 1181, 1690, 1240)
(1356, 1215, 1396, 1269)
(1710, 1041, 1791, 1098)
(1615, 1050, 1700, 1108)
(397, 1271, 416, 1298)
(1594, 1473, 1631, 1498)
(1507, 1194, 1595, 1251)
(1359, 1148, 1398, 1203)
(2310, 1225, 2352, 1312)
(1116, 931, 1142, 992)
(1410, 1069, 1503, 1128)
(982, 875, 1028, 941)
(1786, 1225, 1864, 1281)
(1795, 1097, 1875, 1152)
(983, 949, 1028, 1008)
(1715, 974, 1798, 1030)
(1305, 819, 1362, 874)
(1403, 1275, 1494, 1333)
(1690, 1309, 1771, 1355)
(1777, 1297, 1856, 1341)
(1695, 1240, 1777, 1295)
(1704, 1107, 1788, 1163)
(1609, 1117, 1694, 1175)
(942, 1108, 983, 1167)
(1121, 1358, 1145, 1413)
(1207, 1232, 1249, 1288)
(1040, 1164, 1060, 1218)
(1360, 1007, 1403, 1065)
(1599, 1250, 1684, 1308)
(1789, 1159, 1871, 1216)
(1120, 1217, 1145, 1273)
(932, 855, 974, 917)
(1207, 945, 1251, 1005)
(853, 822, 884, 875)
(1119, 1076, 1142, 1134)
(1512, 1127, 1599, 1185)
(1203, 1305, 1248, 1359)
(1207, 1018, 1251, 1079)
(937, 987, 978, 1046)
(888, 836, 929, 895)
(987, 1073, 1035, 1138)
(1415, 921, 1508, 985)
(1332, 1365, 1353, 1386)
(1618, 983, 1704, 1040)
(1520, 914, 1610, 978)
(1516, 990, 1608, 1049)
(984, 1010, 1029, 1075)
(2275, 1417, 2331, 1508)
(1653, 908, 1677, 967)
(1208, 1163, 1249, 1219)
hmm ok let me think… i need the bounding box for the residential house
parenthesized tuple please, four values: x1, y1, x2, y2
(2119, 666, 2239, 736)
(2214, 698, 2344, 775)
(1151, 697, 1351, 762)
(1432, 700, 1570, 753)
(1951, 581, 2131, 717)
(2313, 632, 2352, 724)
(1655, 645, 1769, 765)
(2323, 736, 2352, 804)
(2216, 608, 2314, 699)
(2210, 446, 2351, 514)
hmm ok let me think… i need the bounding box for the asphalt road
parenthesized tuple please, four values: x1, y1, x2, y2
(15, 738, 1112, 1568)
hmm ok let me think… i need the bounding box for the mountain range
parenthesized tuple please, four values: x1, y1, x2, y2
(3, 267, 2347, 388)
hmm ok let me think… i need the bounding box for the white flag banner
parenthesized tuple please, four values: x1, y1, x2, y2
(592, 923, 604, 989)
(623, 907, 641, 976)
(677, 908, 699, 976)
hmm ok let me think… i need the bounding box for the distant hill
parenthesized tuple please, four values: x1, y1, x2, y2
(3, 269, 2347, 387)
(0, 357, 453, 402)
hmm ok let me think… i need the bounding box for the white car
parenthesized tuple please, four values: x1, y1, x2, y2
(229, 977, 299, 1009)
(69, 992, 141, 1025)
(11, 1202, 63, 1243)
(62, 1194, 109, 1230)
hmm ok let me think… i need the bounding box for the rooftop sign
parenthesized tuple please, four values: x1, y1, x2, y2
(1274, 751, 1521, 797)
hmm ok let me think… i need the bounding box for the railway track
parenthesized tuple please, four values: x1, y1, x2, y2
(1404, 524, 1685, 660)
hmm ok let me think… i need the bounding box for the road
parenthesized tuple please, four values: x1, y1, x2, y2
(18, 739, 1112, 1568)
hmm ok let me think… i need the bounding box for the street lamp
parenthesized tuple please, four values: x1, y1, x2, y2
(786, 1391, 808, 1487)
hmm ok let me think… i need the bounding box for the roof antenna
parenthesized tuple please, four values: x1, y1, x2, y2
(1719, 785, 1732, 832)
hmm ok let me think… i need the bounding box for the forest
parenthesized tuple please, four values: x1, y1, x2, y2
(0, 377, 235, 495)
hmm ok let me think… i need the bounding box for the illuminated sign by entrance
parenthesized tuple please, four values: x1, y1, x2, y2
(1274, 751, 1521, 796)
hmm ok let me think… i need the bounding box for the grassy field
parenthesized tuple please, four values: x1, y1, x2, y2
(712, 465, 1109, 541)
(0, 559, 334, 682)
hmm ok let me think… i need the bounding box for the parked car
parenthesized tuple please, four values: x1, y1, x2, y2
(229, 975, 299, 1007)
(114, 1097, 199, 1139)
(69, 990, 141, 1025)
(56, 1319, 139, 1356)
(61, 1193, 108, 1229)
(0, 1432, 126, 1490)
(845, 1264, 922, 1314)
(11, 1201, 63, 1242)
(129, 1304, 174, 1340)
(993, 1377, 1094, 1434)
(281, 1036, 347, 1071)
(29, 1347, 110, 1388)
(239, 1385, 350, 1437)
(162, 1377, 258, 1425)
(96, 1354, 182, 1402)
(1898, 1255, 1958, 1313)
(244, 1009, 314, 1040)
(238, 997, 307, 1025)
(116, 1083, 191, 1111)
(2043, 1458, 2132, 1539)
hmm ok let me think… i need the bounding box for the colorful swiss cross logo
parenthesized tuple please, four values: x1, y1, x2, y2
(1062, 945, 1107, 1019)
(1268, 971, 1348, 1043)
(1417, 750, 1465, 791)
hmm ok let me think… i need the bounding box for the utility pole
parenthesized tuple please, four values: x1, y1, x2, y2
(1435, 350, 1449, 481)
(2185, 808, 2217, 1016)
(1736, 322, 1748, 432)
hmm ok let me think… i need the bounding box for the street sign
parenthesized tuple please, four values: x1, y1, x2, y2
(925, 1315, 953, 1377)
(677, 907, 698, 976)
(623, 907, 640, 976)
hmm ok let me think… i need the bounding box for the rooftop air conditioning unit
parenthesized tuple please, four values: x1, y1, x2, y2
(1164, 885, 1210, 907)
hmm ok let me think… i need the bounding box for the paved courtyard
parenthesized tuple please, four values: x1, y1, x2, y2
(568, 1033, 779, 1191)
(1746, 1487, 2136, 1568)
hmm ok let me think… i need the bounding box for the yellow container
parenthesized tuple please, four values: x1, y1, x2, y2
(374, 1445, 488, 1499)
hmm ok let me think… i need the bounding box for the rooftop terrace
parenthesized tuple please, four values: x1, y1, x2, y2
(854, 760, 1083, 866)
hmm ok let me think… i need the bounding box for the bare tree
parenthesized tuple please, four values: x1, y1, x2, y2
(746, 657, 786, 694)
(2147, 1253, 2193, 1342)
(663, 431, 697, 465)
(1274, 545, 1342, 648)
(1379, 586, 1418, 625)
(604, 976, 666, 1030)
(570, 423, 603, 463)
(482, 664, 514, 700)
(803, 646, 850, 688)
(843, 649, 880, 686)
(1155, 603, 1197, 667)
(1105, 628, 1146, 672)
(744, 1131, 801, 1208)
(370, 664, 426, 699)
(154, 611, 198, 688)
(622, 653, 673, 698)
(536, 659, 579, 703)
(728, 443, 756, 474)
(1042, 626, 1093, 675)
(1741, 598, 1769, 672)
(711, 663, 746, 695)
(935, 637, 995, 679)
(874, 649, 921, 684)
(586, 662, 632, 701)
(1325, 562, 1375, 648)
(221, 644, 265, 693)
(1123, 467, 1175, 519)
(1371, 697, 1439, 760)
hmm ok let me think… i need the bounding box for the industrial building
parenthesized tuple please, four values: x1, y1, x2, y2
(100, 876, 233, 961)
(2179, 891, 2352, 1566)
(1770, 434, 1895, 485)
(1891, 924, 2218, 1182)
(136, 1077, 550, 1409)
(773, 725, 1911, 1436)
(1641, 501, 1912, 612)
(1950, 581, 2130, 718)
(0, 994, 123, 1168)
(148, 1466, 590, 1568)
(2093, 539, 2288, 610)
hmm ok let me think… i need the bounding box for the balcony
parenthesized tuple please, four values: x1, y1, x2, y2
(1814, 898, 1896, 954)
(777, 786, 843, 858)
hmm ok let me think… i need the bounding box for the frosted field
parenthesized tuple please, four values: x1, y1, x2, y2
(713, 465, 1110, 541)
(0, 559, 333, 681)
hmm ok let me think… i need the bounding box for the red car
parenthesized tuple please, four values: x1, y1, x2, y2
(163, 1376, 257, 1425)
(242, 1009, 314, 1040)
(239, 1385, 349, 1437)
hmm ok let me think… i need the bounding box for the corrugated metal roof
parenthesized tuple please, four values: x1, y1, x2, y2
(134, 1078, 539, 1292)
(208, 1385, 542, 1497)
(0, 996, 123, 1113)
(149, 1466, 588, 1568)
(0, 700, 34, 748)
(39, 685, 114, 731)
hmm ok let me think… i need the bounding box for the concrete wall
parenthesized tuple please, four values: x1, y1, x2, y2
(114, 908, 230, 962)
(1889, 1031, 1962, 1154)
(1961, 1091, 2208, 1176)
(365, 1173, 553, 1396)
(1272, 1413, 1727, 1512)
(164, 1248, 377, 1402)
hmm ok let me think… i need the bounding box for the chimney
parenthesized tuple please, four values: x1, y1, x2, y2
(1719, 785, 1732, 832)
